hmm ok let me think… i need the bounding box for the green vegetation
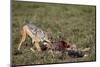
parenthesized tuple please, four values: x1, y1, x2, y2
(12, 1, 96, 65)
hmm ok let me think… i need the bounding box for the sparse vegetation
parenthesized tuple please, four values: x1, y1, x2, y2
(12, 1, 96, 65)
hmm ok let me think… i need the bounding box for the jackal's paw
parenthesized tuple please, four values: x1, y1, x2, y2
(18, 48, 20, 51)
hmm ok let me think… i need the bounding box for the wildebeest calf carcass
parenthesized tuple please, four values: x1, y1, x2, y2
(40, 40, 90, 58)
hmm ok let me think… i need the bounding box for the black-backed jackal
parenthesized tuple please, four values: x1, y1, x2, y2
(18, 23, 52, 52)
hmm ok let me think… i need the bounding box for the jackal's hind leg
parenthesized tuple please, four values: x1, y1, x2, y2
(18, 29, 26, 51)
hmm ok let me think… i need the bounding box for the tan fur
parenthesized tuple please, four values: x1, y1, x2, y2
(18, 25, 51, 52)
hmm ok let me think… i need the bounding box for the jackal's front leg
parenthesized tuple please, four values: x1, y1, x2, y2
(34, 41, 42, 52)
